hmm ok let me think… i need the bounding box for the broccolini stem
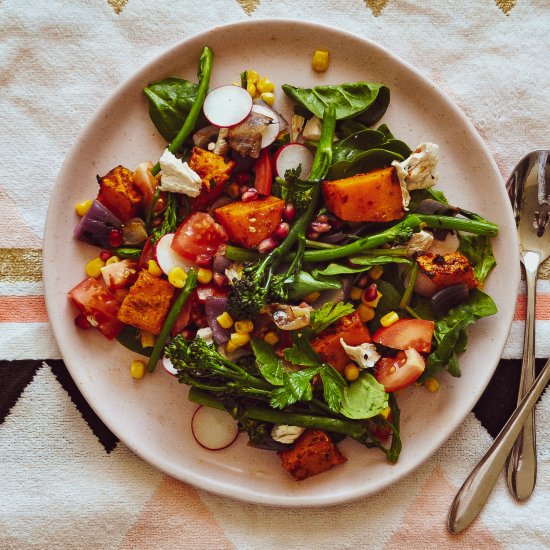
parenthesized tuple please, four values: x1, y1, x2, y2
(151, 46, 214, 176)
(416, 214, 498, 237)
(147, 269, 197, 372)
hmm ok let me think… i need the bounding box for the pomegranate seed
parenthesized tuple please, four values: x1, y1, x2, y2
(283, 203, 296, 222)
(108, 229, 123, 247)
(257, 237, 278, 254)
(213, 272, 228, 288)
(307, 230, 320, 240)
(315, 214, 329, 224)
(99, 250, 112, 262)
(241, 188, 259, 202)
(195, 253, 213, 268)
(356, 274, 370, 289)
(364, 283, 378, 302)
(236, 173, 251, 186)
(74, 313, 92, 330)
(273, 222, 290, 240)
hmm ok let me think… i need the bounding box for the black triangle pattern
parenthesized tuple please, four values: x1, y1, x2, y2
(0, 360, 42, 424)
(47, 359, 119, 453)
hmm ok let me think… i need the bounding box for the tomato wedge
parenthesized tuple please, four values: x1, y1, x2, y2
(171, 212, 228, 262)
(68, 278, 125, 339)
(254, 148, 273, 195)
(372, 319, 435, 353)
(374, 348, 426, 393)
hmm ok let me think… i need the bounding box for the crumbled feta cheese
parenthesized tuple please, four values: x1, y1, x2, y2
(196, 327, 214, 345)
(406, 230, 435, 256)
(340, 339, 380, 369)
(225, 262, 243, 282)
(290, 114, 305, 142)
(302, 116, 322, 141)
(158, 149, 202, 197)
(393, 142, 439, 193)
(271, 424, 305, 444)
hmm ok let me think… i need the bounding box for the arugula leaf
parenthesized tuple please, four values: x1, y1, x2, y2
(422, 289, 497, 380)
(144, 77, 205, 142)
(270, 368, 319, 408)
(313, 257, 410, 277)
(340, 372, 389, 420)
(309, 302, 355, 334)
(282, 81, 390, 125)
(458, 234, 497, 283)
(250, 339, 284, 386)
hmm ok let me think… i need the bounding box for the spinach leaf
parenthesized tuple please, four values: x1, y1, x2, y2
(282, 82, 390, 125)
(313, 256, 410, 277)
(144, 77, 205, 142)
(329, 148, 405, 179)
(422, 289, 497, 380)
(458, 234, 497, 283)
(340, 372, 388, 420)
(285, 271, 341, 300)
(116, 326, 152, 357)
(331, 130, 386, 164)
(368, 279, 403, 332)
(339, 119, 369, 138)
(309, 301, 355, 334)
(250, 339, 284, 386)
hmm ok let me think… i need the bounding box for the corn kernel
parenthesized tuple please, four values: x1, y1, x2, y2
(264, 331, 279, 345)
(302, 291, 321, 303)
(140, 331, 156, 348)
(246, 70, 259, 85)
(230, 332, 250, 348)
(168, 266, 187, 288)
(197, 268, 213, 285)
(379, 406, 391, 420)
(216, 311, 234, 329)
(75, 199, 93, 217)
(235, 320, 254, 334)
(147, 259, 163, 277)
(130, 360, 146, 379)
(246, 81, 257, 97)
(362, 289, 382, 308)
(344, 362, 360, 381)
(257, 76, 275, 94)
(225, 341, 239, 354)
(105, 255, 120, 265)
(85, 257, 105, 278)
(311, 49, 330, 72)
(227, 182, 241, 199)
(259, 92, 275, 106)
(380, 311, 399, 327)
(424, 377, 440, 393)
(350, 286, 363, 301)
(368, 265, 384, 280)
(357, 303, 375, 322)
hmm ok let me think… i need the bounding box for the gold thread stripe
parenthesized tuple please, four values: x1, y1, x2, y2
(0, 296, 48, 323)
(365, 0, 389, 16)
(0, 249, 42, 283)
(108, 0, 128, 14)
(236, 0, 260, 15)
(495, 0, 516, 15)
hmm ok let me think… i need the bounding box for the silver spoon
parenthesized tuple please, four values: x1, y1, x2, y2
(505, 150, 550, 500)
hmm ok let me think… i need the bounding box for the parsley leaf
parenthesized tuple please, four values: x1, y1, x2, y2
(250, 338, 284, 386)
(270, 367, 319, 409)
(309, 301, 354, 334)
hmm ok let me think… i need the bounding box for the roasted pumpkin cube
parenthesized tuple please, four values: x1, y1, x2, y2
(117, 270, 175, 335)
(322, 166, 405, 222)
(278, 430, 347, 481)
(188, 147, 235, 209)
(214, 195, 285, 249)
(415, 251, 478, 290)
(312, 312, 371, 374)
(96, 165, 143, 222)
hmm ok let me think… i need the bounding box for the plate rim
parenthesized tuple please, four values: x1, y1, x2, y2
(43, 18, 520, 506)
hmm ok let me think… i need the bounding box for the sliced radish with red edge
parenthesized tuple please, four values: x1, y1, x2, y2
(155, 233, 196, 275)
(251, 104, 280, 148)
(163, 355, 178, 377)
(191, 405, 239, 450)
(203, 85, 253, 128)
(274, 143, 314, 179)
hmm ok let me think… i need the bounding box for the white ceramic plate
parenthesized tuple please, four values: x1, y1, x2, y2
(43, 20, 519, 506)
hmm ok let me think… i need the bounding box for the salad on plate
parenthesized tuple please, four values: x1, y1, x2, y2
(68, 46, 499, 481)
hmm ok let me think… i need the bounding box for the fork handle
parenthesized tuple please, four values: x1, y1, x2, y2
(506, 250, 540, 500)
(448, 354, 550, 533)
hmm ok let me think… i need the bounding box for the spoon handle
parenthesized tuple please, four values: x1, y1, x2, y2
(448, 355, 550, 533)
(506, 251, 540, 500)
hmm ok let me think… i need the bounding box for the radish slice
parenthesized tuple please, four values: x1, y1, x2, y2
(155, 233, 196, 275)
(203, 85, 253, 128)
(251, 104, 280, 148)
(275, 143, 314, 178)
(191, 406, 239, 450)
(163, 355, 178, 377)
